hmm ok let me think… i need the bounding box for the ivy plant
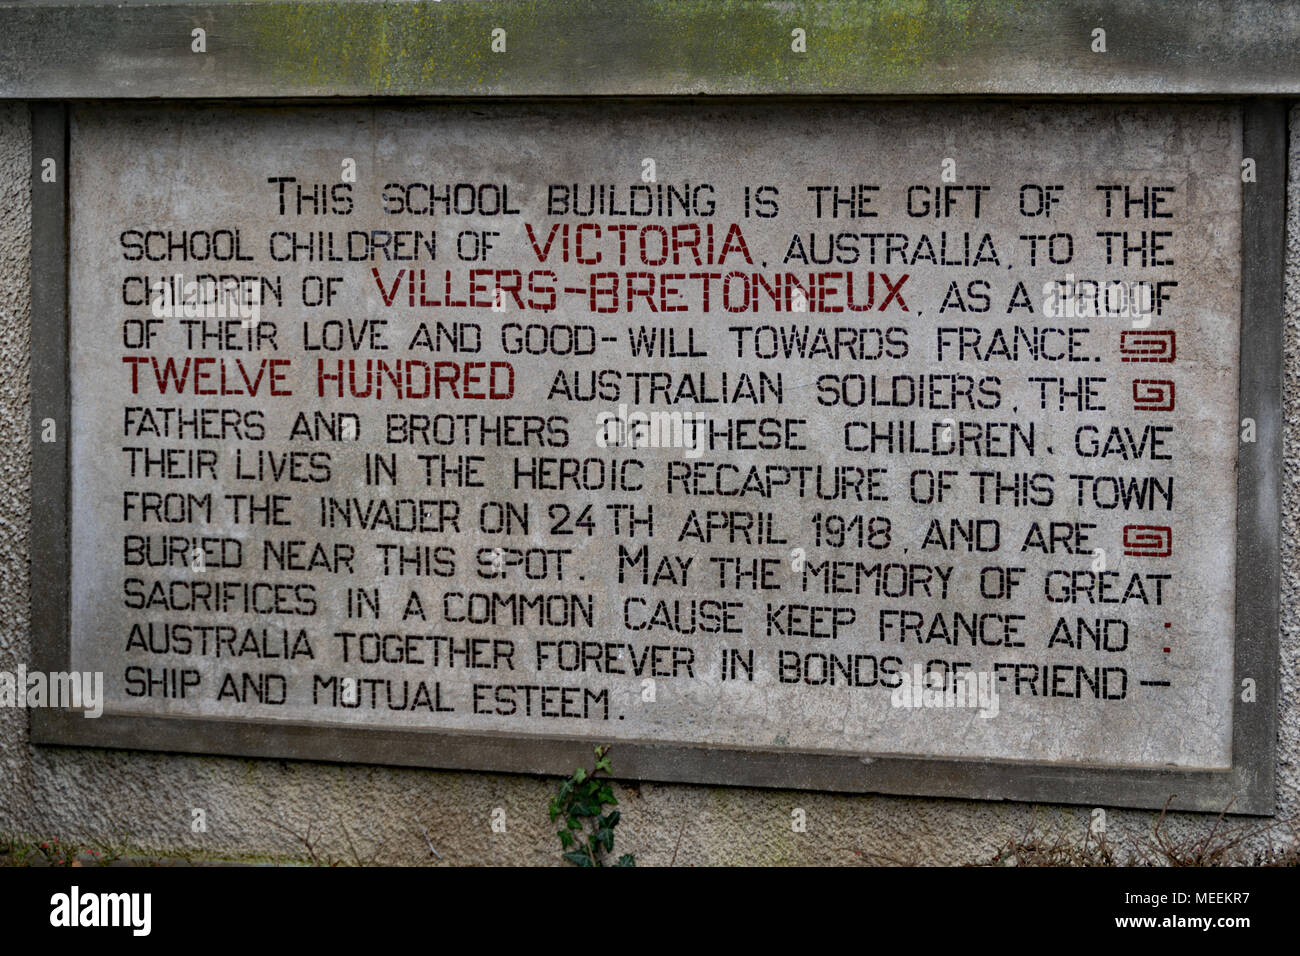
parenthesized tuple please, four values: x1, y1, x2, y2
(549, 746, 635, 867)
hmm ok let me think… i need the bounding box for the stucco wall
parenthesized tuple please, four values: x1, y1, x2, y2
(0, 100, 1296, 866)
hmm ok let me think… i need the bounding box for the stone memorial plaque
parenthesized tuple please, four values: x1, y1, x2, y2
(32, 102, 1281, 811)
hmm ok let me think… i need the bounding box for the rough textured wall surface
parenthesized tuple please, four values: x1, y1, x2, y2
(0, 101, 1295, 865)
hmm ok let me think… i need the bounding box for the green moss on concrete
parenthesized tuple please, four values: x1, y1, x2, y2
(238, 0, 1033, 95)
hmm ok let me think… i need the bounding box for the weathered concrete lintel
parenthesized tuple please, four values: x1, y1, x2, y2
(29, 708, 1276, 816)
(2, 1, 1300, 99)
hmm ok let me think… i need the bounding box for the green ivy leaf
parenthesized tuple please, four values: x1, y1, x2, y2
(550, 746, 631, 866)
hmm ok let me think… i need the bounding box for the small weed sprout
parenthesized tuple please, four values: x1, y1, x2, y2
(549, 746, 635, 867)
